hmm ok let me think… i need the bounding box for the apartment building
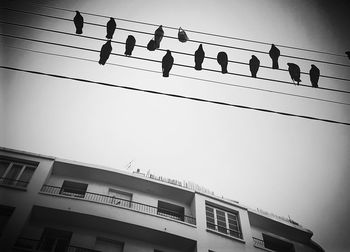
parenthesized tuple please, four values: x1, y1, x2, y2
(0, 147, 324, 252)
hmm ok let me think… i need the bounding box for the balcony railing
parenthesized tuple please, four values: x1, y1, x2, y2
(253, 237, 274, 251)
(206, 222, 243, 239)
(13, 237, 100, 252)
(40, 184, 196, 225)
(0, 177, 29, 188)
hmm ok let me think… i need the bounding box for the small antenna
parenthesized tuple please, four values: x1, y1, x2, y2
(126, 160, 134, 170)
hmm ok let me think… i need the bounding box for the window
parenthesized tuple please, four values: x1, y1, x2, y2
(60, 180, 88, 198)
(157, 201, 185, 222)
(108, 188, 132, 208)
(95, 237, 124, 252)
(0, 205, 15, 237)
(0, 157, 37, 188)
(262, 234, 295, 252)
(206, 203, 242, 239)
(38, 228, 72, 252)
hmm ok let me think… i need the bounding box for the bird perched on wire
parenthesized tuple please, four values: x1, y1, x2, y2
(147, 39, 156, 51)
(125, 35, 136, 56)
(346, 51, 350, 60)
(249, 55, 260, 78)
(162, 50, 174, 77)
(99, 40, 112, 65)
(269, 44, 280, 69)
(287, 63, 301, 85)
(309, 64, 320, 88)
(73, 11, 84, 34)
(194, 44, 205, 70)
(178, 27, 189, 43)
(106, 17, 116, 39)
(217, 51, 228, 74)
(154, 25, 164, 49)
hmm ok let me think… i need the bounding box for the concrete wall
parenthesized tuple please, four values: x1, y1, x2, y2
(0, 149, 54, 251)
(20, 221, 187, 252)
(194, 193, 255, 252)
(34, 192, 197, 242)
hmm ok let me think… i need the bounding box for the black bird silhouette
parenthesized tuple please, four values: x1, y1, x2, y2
(309, 64, 320, 88)
(194, 44, 205, 70)
(154, 25, 164, 49)
(162, 50, 174, 77)
(147, 39, 156, 51)
(287, 63, 301, 85)
(249, 55, 260, 78)
(106, 17, 116, 39)
(125, 35, 136, 56)
(346, 51, 350, 60)
(269, 44, 280, 69)
(178, 27, 189, 43)
(217, 51, 228, 74)
(99, 40, 112, 65)
(73, 11, 84, 34)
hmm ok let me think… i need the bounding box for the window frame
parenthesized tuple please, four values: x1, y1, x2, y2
(262, 233, 295, 252)
(60, 180, 88, 198)
(0, 205, 15, 236)
(0, 157, 37, 188)
(38, 227, 73, 251)
(95, 237, 124, 252)
(205, 202, 243, 239)
(157, 200, 185, 222)
(108, 188, 133, 208)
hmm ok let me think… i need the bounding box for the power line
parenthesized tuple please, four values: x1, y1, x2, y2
(1, 65, 349, 126)
(2, 7, 350, 68)
(2, 33, 350, 95)
(5, 0, 348, 58)
(2, 20, 349, 83)
(4, 44, 349, 106)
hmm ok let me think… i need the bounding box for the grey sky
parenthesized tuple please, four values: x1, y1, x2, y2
(1, 0, 350, 251)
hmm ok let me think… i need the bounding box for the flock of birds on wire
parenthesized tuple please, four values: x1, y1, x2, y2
(73, 11, 350, 87)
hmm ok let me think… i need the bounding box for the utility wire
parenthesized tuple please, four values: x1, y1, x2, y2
(2, 7, 350, 68)
(4, 44, 349, 106)
(2, 33, 350, 95)
(1, 65, 349, 126)
(2, 20, 350, 83)
(4, 0, 348, 58)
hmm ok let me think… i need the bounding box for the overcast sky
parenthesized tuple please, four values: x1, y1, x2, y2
(1, 0, 350, 251)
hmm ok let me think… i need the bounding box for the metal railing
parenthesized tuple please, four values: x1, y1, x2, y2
(13, 237, 100, 252)
(253, 237, 267, 249)
(206, 222, 243, 239)
(0, 177, 29, 188)
(40, 184, 196, 225)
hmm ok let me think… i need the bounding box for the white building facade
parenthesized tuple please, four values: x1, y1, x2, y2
(0, 147, 324, 252)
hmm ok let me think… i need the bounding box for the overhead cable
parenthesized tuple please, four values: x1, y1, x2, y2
(4, 44, 349, 106)
(1, 33, 349, 95)
(2, 7, 350, 68)
(1, 20, 349, 83)
(4, 0, 348, 58)
(1, 65, 349, 126)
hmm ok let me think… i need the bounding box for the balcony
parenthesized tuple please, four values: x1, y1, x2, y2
(13, 237, 100, 252)
(253, 237, 295, 252)
(253, 237, 270, 250)
(40, 184, 196, 225)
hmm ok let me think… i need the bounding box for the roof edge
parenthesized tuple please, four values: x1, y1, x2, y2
(0, 146, 56, 160)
